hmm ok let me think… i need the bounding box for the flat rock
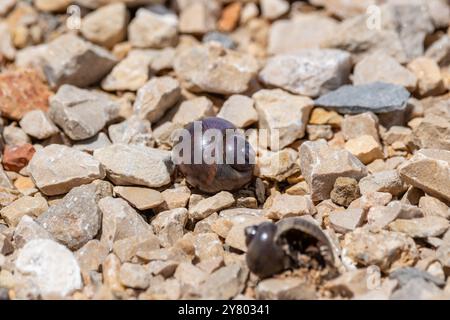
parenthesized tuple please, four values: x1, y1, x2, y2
(398, 149, 450, 202)
(389, 216, 449, 238)
(329, 208, 365, 234)
(133, 76, 181, 123)
(171, 96, 214, 126)
(37, 182, 111, 250)
(15, 239, 82, 298)
(19, 110, 59, 140)
(217, 95, 258, 128)
(353, 52, 417, 91)
(49, 85, 120, 141)
(255, 148, 299, 182)
(419, 196, 450, 219)
(94, 144, 173, 188)
(300, 140, 368, 202)
(114, 186, 163, 211)
(0, 69, 52, 120)
(42, 34, 117, 88)
(81, 3, 128, 49)
(254, 89, 313, 150)
(73, 132, 112, 154)
(28, 144, 105, 196)
(128, 7, 178, 49)
(174, 43, 259, 95)
(0, 195, 48, 227)
(259, 49, 352, 98)
(119, 263, 150, 289)
(264, 194, 315, 220)
(314, 82, 411, 114)
(75, 240, 109, 275)
(189, 191, 235, 221)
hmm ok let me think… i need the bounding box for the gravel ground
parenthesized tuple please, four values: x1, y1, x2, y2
(0, 0, 449, 300)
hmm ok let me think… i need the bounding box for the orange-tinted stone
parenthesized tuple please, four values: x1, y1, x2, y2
(2, 143, 36, 172)
(218, 2, 241, 32)
(0, 69, 52, 120)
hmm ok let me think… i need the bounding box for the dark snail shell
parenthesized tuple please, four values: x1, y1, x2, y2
(245, 217, 336, 279)
(175, 117, 255, 194)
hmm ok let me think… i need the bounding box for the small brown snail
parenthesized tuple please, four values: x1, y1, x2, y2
(245, 217, 336, 279)
(173, 117, 255, 194)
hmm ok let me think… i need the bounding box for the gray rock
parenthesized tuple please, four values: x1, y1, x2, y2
(19, 110, 59, 140)
(13, 216, 53, 249)
(42, 34, 117, 89)
(73, 133, 112, 154)
(108, 116, 154, 147)
(49, 85, 120, 141)
(259, 49, 352, 98)
(94, 144, 173, 188)
(203, 32, 237, 49)
(315, 82, 411, 114)
(37, 182, 112, 250)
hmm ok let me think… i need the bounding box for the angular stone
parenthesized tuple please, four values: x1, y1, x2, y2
(268, 14, 337, 55)
(28, 145, 105, 196)
(353, 52, 417, 91)
(19, 110, 59, 140)
(300, 140, 368, 202)
(2, 144, 36, 173)
(129, 8, 178, 49)
(225, 215, 267, 252)
(160, 186, 191, 211)
(0, 22, 15, 60)
(43, 34, 117, 88)
(171, 96, 214, 126)
(34, 0, 71, 12)
(419, 196, 450, 219)
(256, 278, 317, 300)
(425, 35, 450, 66)
(0, 195, 48, 227)
(254, 89, 313, 150)
(174, 43, 259, 95)
(0, 69, 52, 120)
(330, 177, 360, 207)
(217, 95, 258, 128)
(49, 85, 120, 141)
(259, 49, 352, 98)
(151, 208, 188, 247)
(189, 192, 235, 221)
(359, 170, 406, 196)
(255, 149, 300, 182)
(108, 116, 154, 147)
(383, 126, 412, 146)
(15, 239, 82, 298)
(329, 208, 365, 234)
(309, 108, 343, 128)
(264, 194, 315, 220)
(37, 183, 111, 250)
(260, 0, 289, 20)
(412, 115, 450, 151)
(341, 112, 380, 143)
(389, 216, 449, 238)
(13, 215, 53, 249)
(94, 144, 173, 188)
(345, 135, 384, 165)
(315, 82, 411, 114)
(178, 0, 219, 34)
(133, 76, 181, 123)
(174, 262, 208, 287)
(343, 228, 418, 272)
(194, 233, 224, 261)
(408, 57, 445, 97)
(75, 240, 109, 275)
(119, 263, 150, 290)
(217, 2, 241, 32)
(114, 186, 163, 211)
(73, 133, 112, 154)
(398, 149, 450, 202)
(200, 264, 247, 300)
(113, 234, 159, 263)
(99, 197, 153, 250)
(81, 3, 128, 49)
(3, 124, 31, 146)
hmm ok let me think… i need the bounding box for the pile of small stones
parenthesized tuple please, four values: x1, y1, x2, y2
(0, 0, 449, 300)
